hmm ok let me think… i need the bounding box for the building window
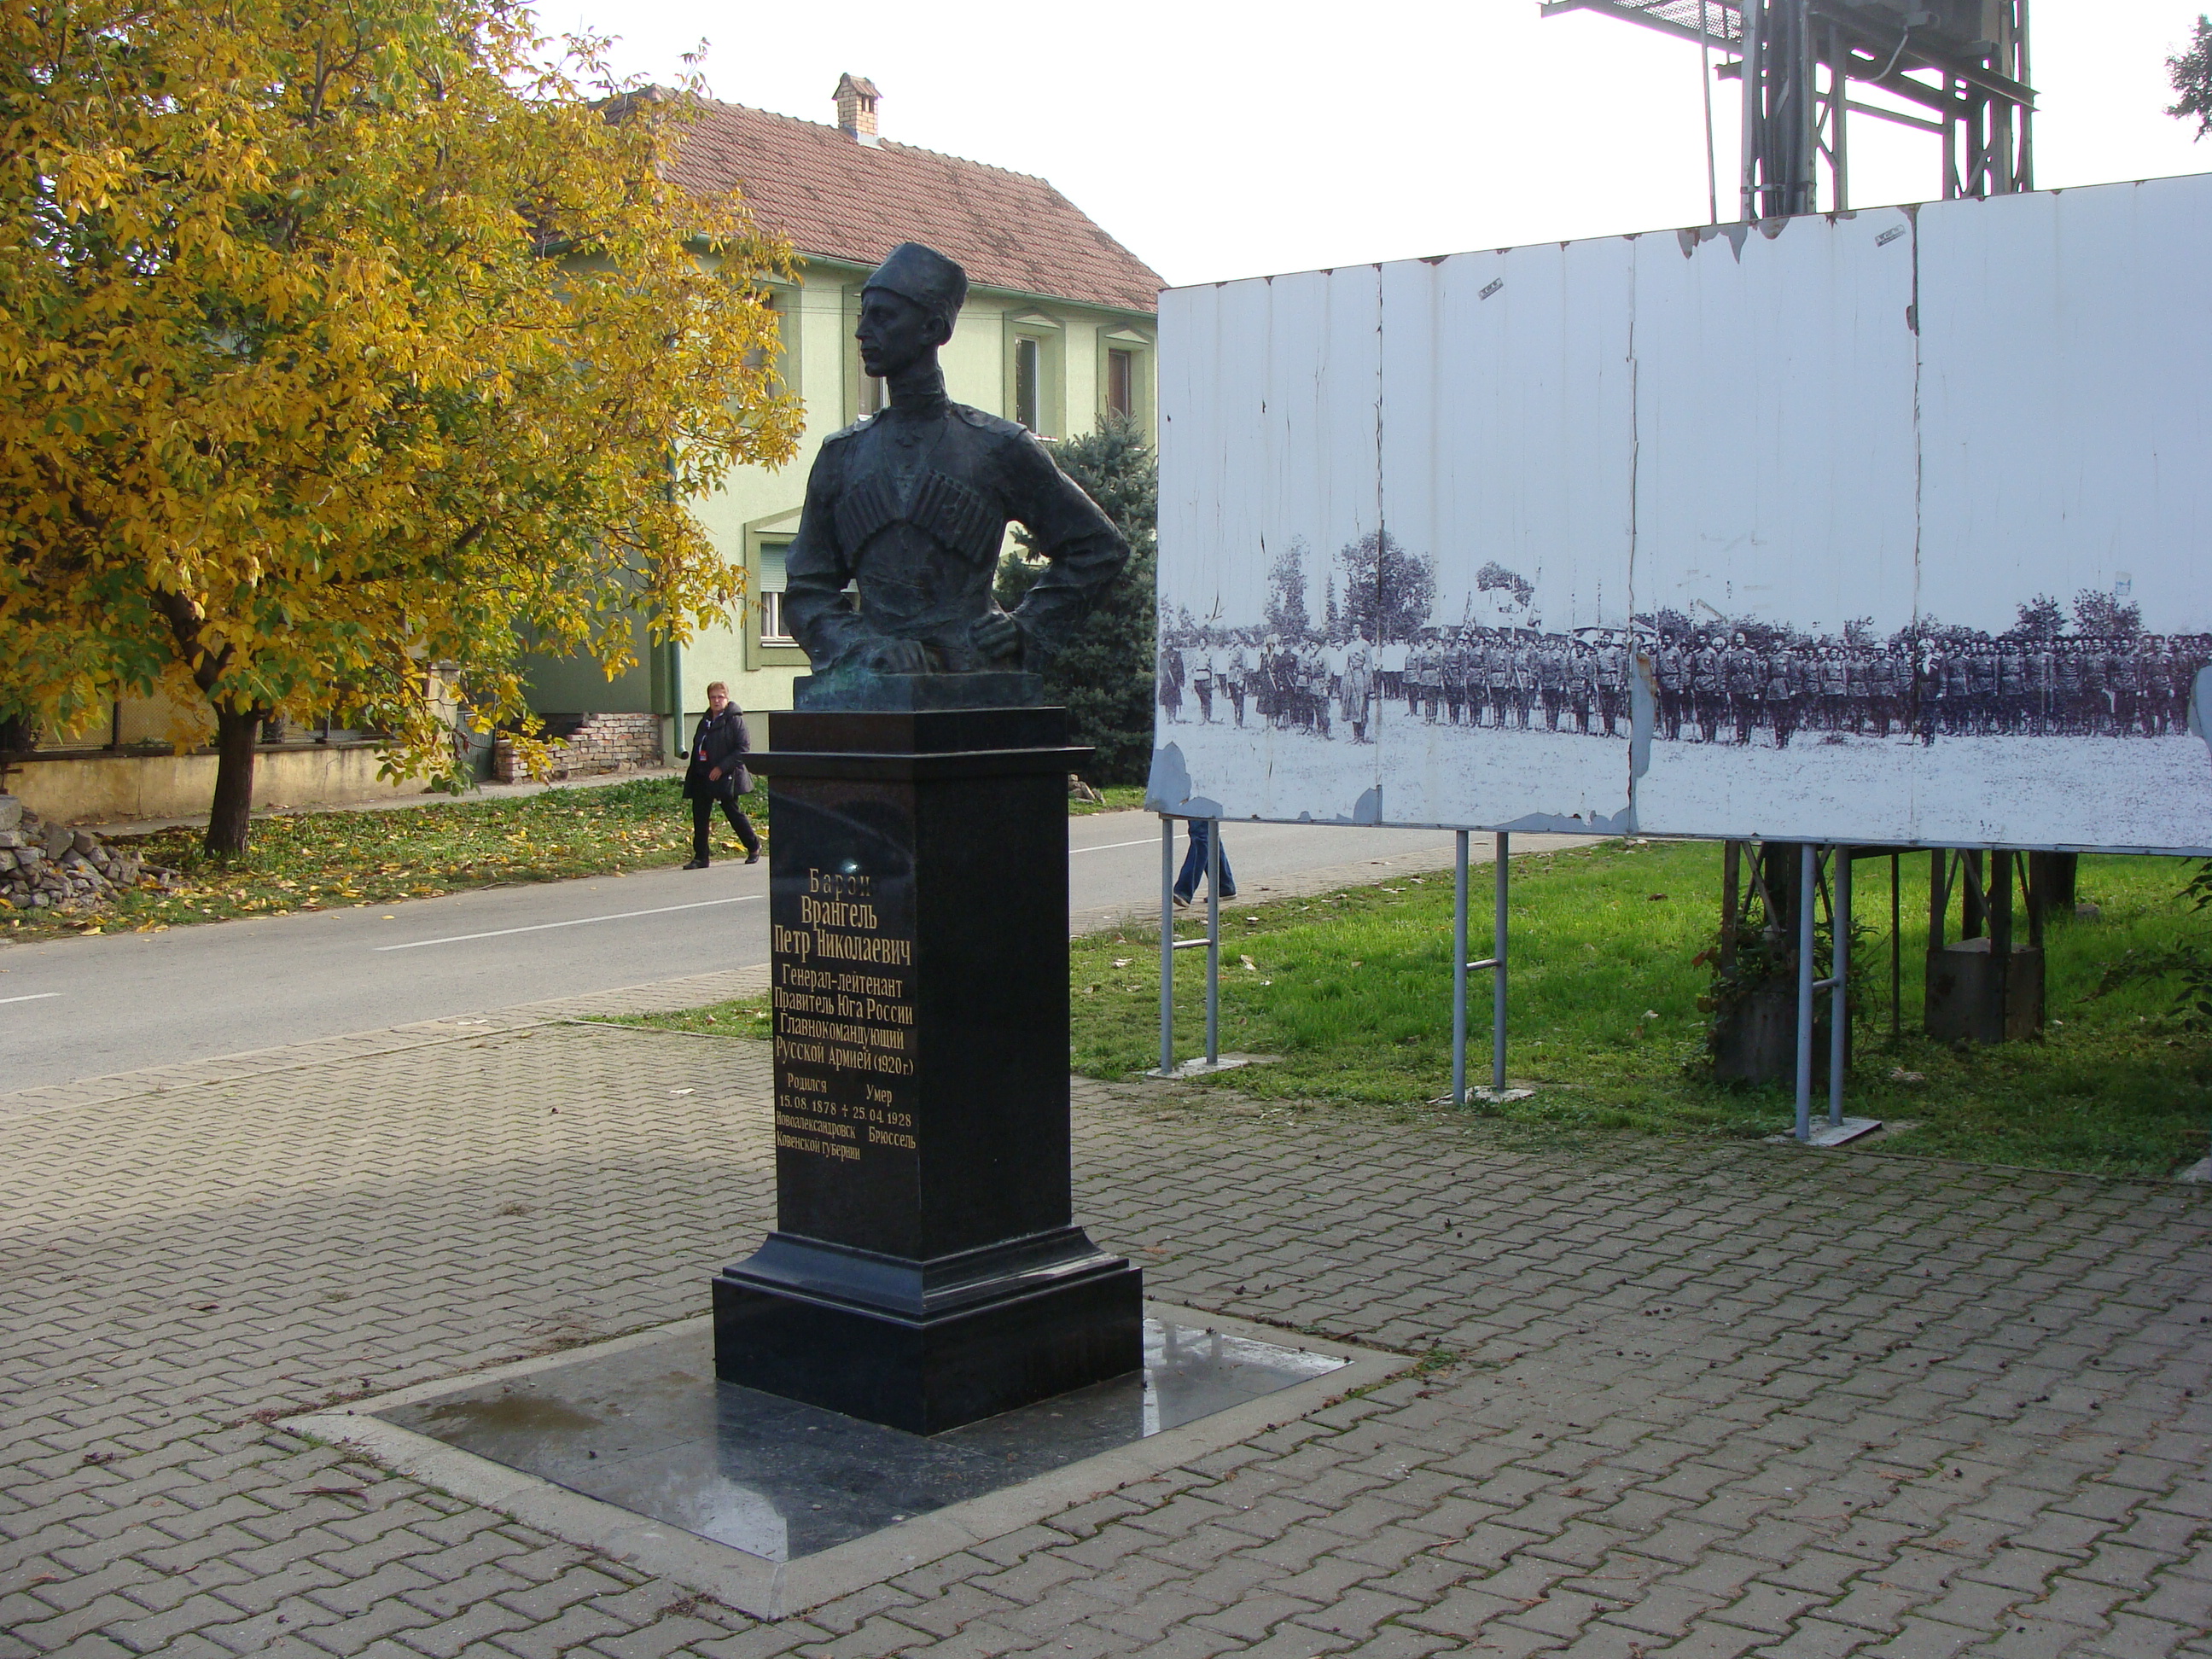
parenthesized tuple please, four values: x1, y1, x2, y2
(1015, 336, 1042, 431)
(759, 540, 794, 643)
(1107, 348, 1134, 419)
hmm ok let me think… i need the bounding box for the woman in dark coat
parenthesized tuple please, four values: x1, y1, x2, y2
(682, 681, 760, 867)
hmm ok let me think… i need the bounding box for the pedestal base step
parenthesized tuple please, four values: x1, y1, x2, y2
(713, 1231, 1142, 1435)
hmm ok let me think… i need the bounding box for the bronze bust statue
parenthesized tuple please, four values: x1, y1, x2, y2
(783, 243, 1130, 700)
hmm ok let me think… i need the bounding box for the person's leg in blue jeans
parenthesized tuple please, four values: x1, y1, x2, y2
(1172, 818, 1237, 906)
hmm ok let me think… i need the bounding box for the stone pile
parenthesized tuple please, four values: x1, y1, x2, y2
(0, 795, 176, 912)
(491, 712, 663, 785)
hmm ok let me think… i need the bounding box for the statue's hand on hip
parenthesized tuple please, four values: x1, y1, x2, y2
(970, 613, 1022, 664)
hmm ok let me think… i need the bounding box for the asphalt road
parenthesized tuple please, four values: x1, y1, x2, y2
(0, 812, 1596, 1091)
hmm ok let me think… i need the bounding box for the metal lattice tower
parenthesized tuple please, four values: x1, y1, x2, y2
(1541, 1, 2034, 217)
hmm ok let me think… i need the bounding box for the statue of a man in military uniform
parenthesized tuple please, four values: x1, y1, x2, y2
(782, 242, 1130, 696)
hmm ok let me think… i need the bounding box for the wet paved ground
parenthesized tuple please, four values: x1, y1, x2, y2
(3, 971, 2209, 1658)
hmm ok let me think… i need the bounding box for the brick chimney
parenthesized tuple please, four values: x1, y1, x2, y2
(834, 73, 881, 147)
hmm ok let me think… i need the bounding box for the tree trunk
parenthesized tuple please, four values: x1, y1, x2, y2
(206, 707, 263, 857)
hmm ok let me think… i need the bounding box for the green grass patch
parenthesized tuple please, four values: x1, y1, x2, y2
(3, 777, 764, 942)
(585, 839, 2212, 1180)
(1070, 841, 2211, 1178)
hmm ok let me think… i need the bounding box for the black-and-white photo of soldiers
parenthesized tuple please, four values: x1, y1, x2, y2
(1154, 597, 2209, 754)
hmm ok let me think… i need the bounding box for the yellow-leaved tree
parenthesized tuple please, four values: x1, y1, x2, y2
(1, 0, 800, 853)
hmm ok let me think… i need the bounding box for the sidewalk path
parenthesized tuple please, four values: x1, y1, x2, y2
(3, 981, 2209, 1658)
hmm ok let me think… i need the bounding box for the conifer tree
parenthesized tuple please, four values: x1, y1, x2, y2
(996, 414, 1156, 785)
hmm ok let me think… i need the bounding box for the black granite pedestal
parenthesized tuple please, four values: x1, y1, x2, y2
(712, 679, 1143, 1435)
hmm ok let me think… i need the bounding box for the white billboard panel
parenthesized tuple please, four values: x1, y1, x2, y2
(1150, 173, 2212, 855)
(1903, 178, 2212, 849)
(1377, 239, 1638, 833)
(1153, 266, 1381, 824)
(1627, 208, 1927, 844)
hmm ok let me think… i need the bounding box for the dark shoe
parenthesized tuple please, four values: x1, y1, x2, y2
(1172, 892, 1192, 909)
(743, 850, 761, 864)
(684, 858, 709, 870)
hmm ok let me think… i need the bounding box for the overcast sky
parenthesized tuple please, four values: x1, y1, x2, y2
(548, 1, 2212, 289)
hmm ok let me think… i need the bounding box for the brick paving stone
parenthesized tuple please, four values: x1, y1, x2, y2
(1329, 1630, 1462, 1658)
(3, 1008, 2210, 1659)
(1231, 1629, 1356, 1659)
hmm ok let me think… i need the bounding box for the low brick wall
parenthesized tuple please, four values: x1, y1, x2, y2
(492, 713, 663, 784)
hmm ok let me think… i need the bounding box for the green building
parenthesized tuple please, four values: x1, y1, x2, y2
(524, 74, 1166, 755)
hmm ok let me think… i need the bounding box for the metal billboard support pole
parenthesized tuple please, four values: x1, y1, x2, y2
(1148, 817, 1240, 1082)
(1158, 815, 1174, 1076)
(1831, 850, 1850, 1127)
(1452, 831, 1469, 1107)
(1492, 831, 1511, 1093)
(1205, 820, 1221, 1066)
(1890, 852, 1902, 1041)
(1777, 844, 1883, 1149)
(1795, 845, 1816, 1142)
(1447, 830, 1526, 1109)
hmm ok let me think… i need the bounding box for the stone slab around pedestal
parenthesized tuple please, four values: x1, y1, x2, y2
(284, 1307, 1404, 1621)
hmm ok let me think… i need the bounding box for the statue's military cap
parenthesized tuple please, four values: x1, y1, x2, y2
(863, 242, 969, 332)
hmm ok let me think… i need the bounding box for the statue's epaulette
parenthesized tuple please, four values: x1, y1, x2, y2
(822, 413, 876, 445)
(955, 405, 1028, 439)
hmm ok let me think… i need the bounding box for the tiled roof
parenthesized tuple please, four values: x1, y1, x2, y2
(663, 97, 1164, 316)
